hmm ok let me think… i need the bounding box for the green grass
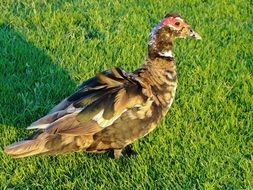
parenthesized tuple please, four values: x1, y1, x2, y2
(0, 0, 252, 189)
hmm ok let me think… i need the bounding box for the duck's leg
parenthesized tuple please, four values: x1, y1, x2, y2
(113, 149, 123, 159)
(113, 146, 137, 159)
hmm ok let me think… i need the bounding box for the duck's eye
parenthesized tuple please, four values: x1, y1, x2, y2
(175, 22, 180, 26)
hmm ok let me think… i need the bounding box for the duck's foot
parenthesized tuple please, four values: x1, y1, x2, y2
(122, 146, 138, 157)
(110, 146, 137, 159)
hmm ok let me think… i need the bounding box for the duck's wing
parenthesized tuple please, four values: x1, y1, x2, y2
(46, 73, 145, 133)
(27, 67, 145, 131)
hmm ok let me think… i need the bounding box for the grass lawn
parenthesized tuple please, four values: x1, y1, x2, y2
(0, 0, 252, 189)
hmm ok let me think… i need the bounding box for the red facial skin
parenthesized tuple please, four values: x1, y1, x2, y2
(161, 17, 178, 27)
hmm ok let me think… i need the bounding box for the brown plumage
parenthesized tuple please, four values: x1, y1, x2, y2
(4, 13, 201, 159)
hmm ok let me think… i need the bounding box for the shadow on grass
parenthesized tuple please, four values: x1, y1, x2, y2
(0, 24, 76, 132)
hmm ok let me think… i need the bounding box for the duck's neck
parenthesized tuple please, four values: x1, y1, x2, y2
(148, 26, 175, 61)
(135, 26, 177, 106)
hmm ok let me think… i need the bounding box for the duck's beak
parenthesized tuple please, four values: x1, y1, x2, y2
(189, 29, 202, 40)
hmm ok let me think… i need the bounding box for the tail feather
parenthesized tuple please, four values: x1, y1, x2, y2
(4, 134, 88, 158)
(4, 112, 98, 158)
(4, 140, 47, 158)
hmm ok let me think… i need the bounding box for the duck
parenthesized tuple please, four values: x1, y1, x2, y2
(4, 13, 201, 159)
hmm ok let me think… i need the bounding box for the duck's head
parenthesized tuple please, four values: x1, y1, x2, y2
(151, 13, 202, 41)
(149, 13, 201, 58)
(162, 13, 201, 40)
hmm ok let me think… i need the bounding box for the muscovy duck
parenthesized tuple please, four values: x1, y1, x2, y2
(4, 13, 201, 159)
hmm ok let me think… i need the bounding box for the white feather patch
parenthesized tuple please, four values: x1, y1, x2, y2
(92, 109, 127, 128)
(166, 72, 174, 80)
(92, 109, 104, 122)
(27, 108, 83, 130)
(27, 124, 50, 130)
(175, 17, 184, 22)
(167, 24, 178, 31)
(158, 50, 174, 58)
(167, 84, 177, 108)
